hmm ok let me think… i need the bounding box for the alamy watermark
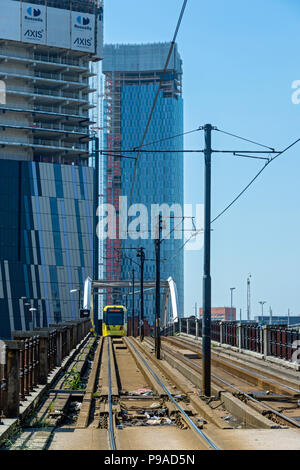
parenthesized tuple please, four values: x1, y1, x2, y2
(292, 340, 300, 364)
(291, 80, 300, 104)
(96, 197, 204, 251)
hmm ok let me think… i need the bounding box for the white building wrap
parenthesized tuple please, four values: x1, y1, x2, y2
(47, 7, 71, 49)
(71, 11, 95, 53)
(0, 1, 102, 55)
(21, 2, 47, 45)
(0, 0, 21, 41)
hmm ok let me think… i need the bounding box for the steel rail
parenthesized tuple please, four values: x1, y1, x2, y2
(168, 336, 300, 395)
(126, 338, 220, 450)
(159, 339, 300, 429)
(107, 339, 116, 450)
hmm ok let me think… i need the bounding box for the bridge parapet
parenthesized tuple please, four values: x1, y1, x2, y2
(161, 318, 300, 368)
(0, 318, 91, 419)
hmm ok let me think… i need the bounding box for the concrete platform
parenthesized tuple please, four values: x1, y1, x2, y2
(117, 426, 208, 450)
(209, 428, 300, 450)
(177, 349, 199, 360)
(49, 428, 109, 450)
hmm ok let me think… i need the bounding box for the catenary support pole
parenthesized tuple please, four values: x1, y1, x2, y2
(132, 269, 135, 336)
(137, 248, 145, 341)
(93, 135, 99, 333)
(202, 124, 213, 397)
(155, 214, 162, 359)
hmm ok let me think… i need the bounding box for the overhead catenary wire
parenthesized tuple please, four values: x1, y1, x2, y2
(129, 0, 188, 208)
(163, 134, 300, 262)
(133, 127, 202, 150)
(211, 136, 300, 224)
(103, 127, 202, 154)
(162, 229, 203, 263)
(215, 128, 275, 151)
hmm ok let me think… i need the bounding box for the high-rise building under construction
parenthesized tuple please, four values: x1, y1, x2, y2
(0, 0, 103, 339)
(102, 42, 184, 323)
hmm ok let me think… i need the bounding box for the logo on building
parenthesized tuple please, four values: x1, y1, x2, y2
(24, 29, 44, 39)
(25, 7, 43, 22)
(74, 37, 92, 47)
(75, 16, 92, 31)
(27, 7, 41, 17)
(77, 16, 90, 26)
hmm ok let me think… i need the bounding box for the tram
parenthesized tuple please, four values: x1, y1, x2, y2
(102, 305, 128, 337)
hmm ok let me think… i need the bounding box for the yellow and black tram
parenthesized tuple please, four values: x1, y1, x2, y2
(102, 305, 128, 337)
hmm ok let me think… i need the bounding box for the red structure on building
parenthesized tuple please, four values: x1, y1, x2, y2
(198, 307, 236, 321)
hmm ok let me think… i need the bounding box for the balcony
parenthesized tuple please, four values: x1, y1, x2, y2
(0, 138, 89, 154)
(0, 103, 91, 121)
(0, 53, 89, 72)
(6, 87, 89, 104)
(0, 122, 89, 136)
(0, 70, 89, 89)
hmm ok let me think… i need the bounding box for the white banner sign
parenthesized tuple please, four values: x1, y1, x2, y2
(0, 0, 21, 41)
(22, 2, 46, 45)
(71, 11, 95, 53)
(47, 7, 71, 49)
(0, 2, 100, 55)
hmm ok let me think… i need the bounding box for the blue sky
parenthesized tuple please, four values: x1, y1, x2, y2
(104, 0, 300, 319)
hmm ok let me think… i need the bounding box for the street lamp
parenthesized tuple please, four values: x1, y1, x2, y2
(259, 301, 266, 320)
(230, 288, 236, 320)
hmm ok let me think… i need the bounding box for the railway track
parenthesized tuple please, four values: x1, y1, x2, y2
(158, 336, 300, 429)
(168, 335, 300, 394)
(107, 338, 117, 450)
(87, 336, 221, 450)
(126, 337, 219, 450)
(4, 334, 300, 450)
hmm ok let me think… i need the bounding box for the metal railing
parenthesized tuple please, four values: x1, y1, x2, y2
(18, 337, 40, 400)
(222, 322, 238, 347)
(211, 321, 221, 342)
(241, 323, 263, 354)
(0, 318, 91, 419)
(180, 318, 187, 334)
(33, 53, 85, 68)
(172, 318, 300, 365)
(0, 362, 7, 420)
(269, 327, 300, 362)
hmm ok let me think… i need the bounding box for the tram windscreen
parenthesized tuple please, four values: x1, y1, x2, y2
(105, 308, 124, 325)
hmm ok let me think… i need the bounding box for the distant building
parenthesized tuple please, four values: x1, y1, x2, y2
(102, 42, 184, 323)
(199, 307, 236, 322)
(255, 316, 300, 326)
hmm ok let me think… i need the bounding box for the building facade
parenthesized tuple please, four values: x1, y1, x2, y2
(0, 159, 94, 338)
(102, 43, 184, 324)
(199, 307, 237, 322)
(0, 0, 103, 339)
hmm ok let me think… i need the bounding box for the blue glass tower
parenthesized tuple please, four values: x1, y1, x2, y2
(0, 160, 94, 339)
(103, 43, 184, 323)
